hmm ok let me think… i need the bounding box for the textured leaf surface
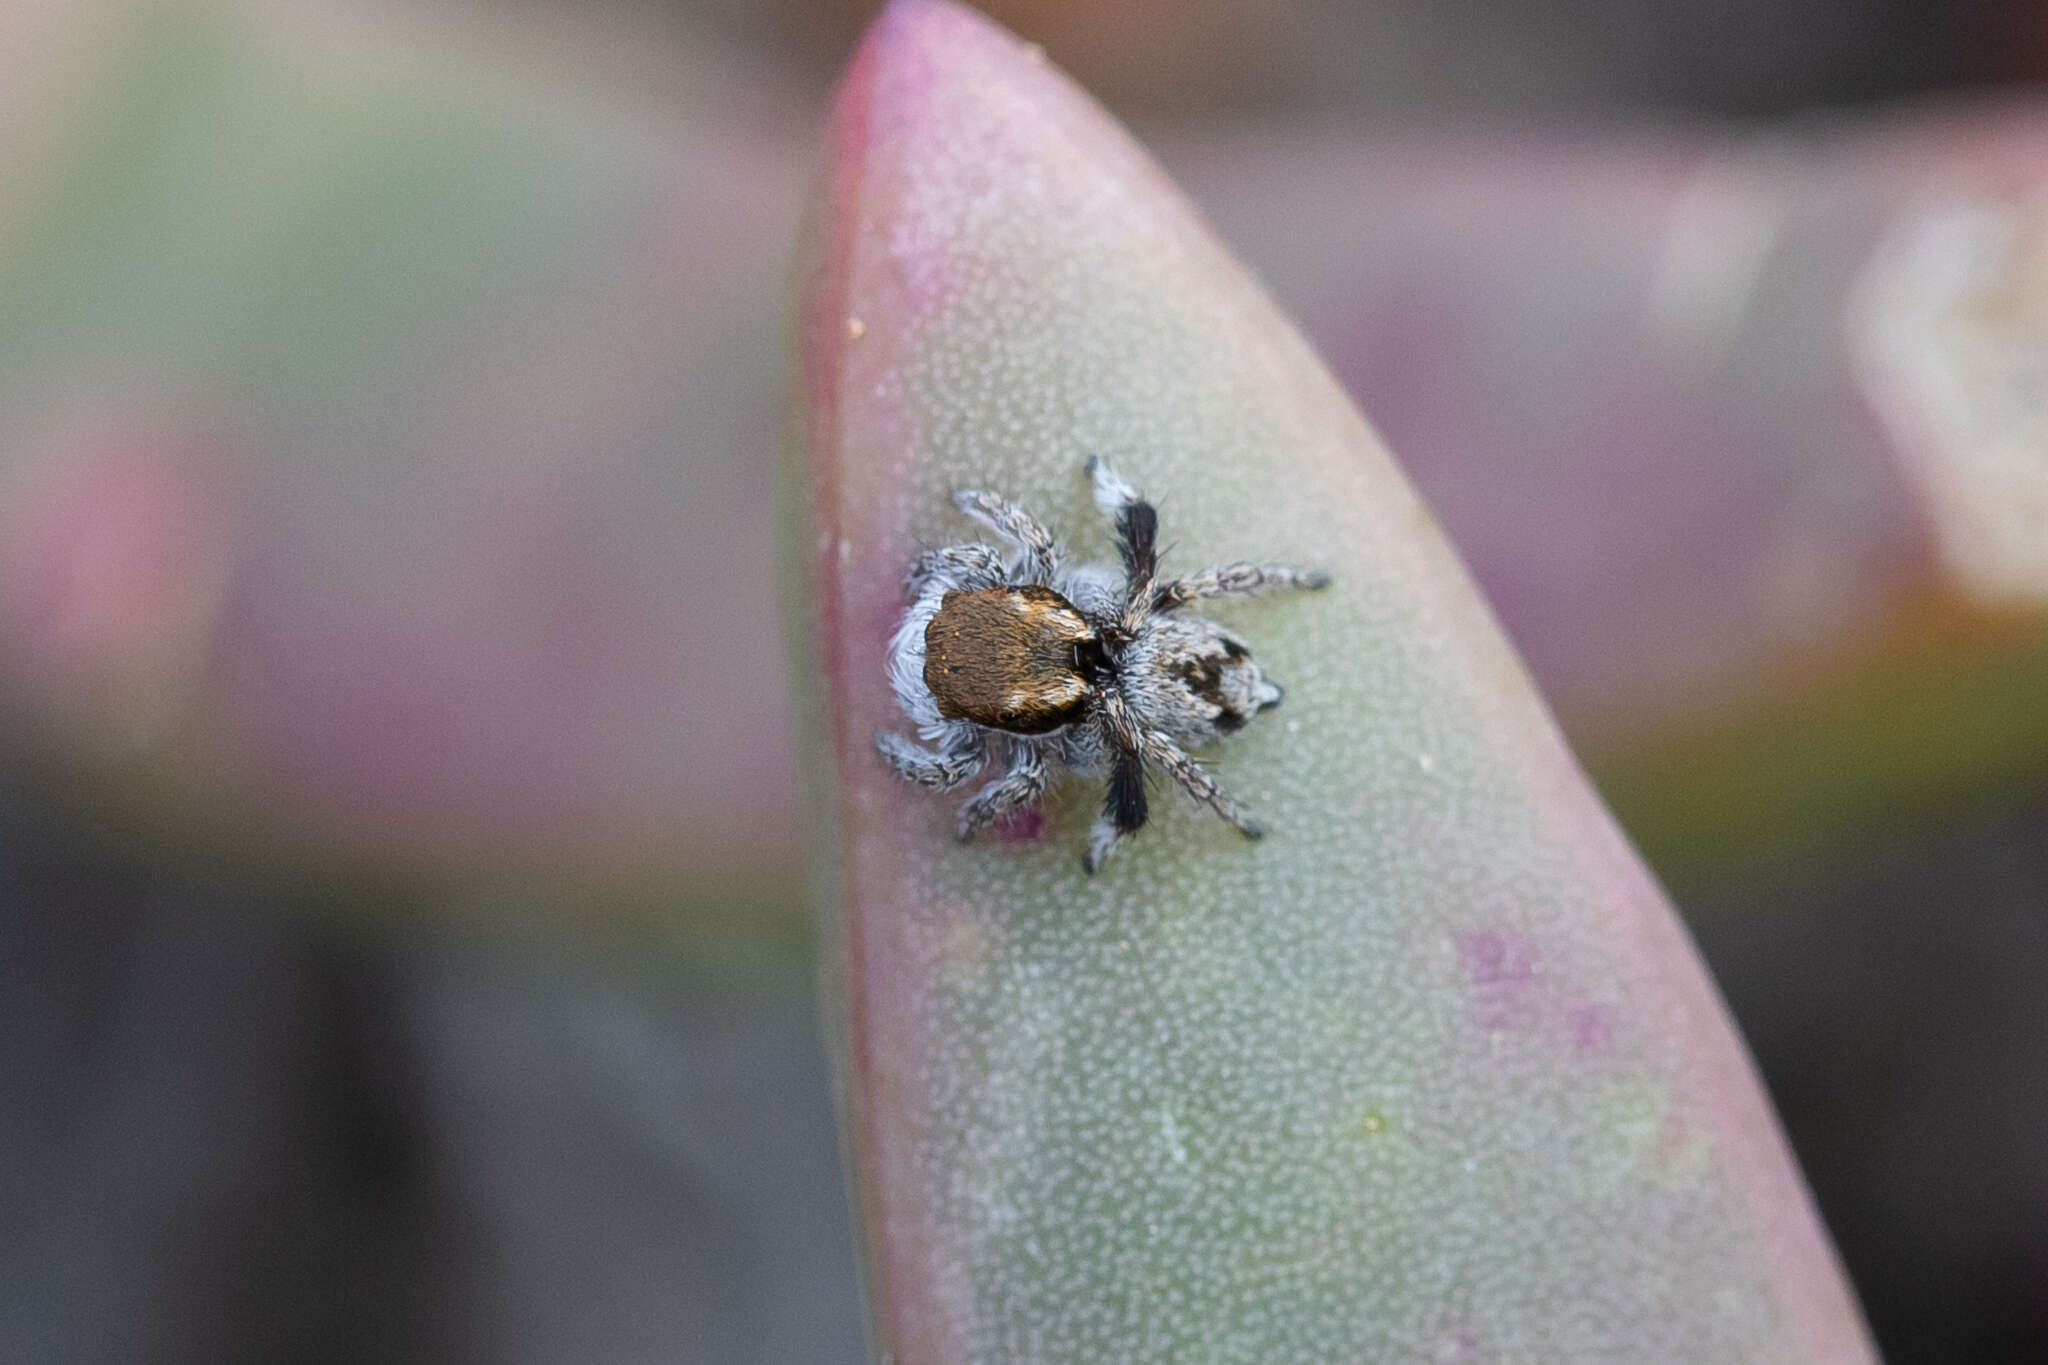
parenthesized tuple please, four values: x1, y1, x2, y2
(796, 3, 1875, 1361)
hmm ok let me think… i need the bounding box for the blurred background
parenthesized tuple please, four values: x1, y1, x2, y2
(2, 0, 2046, 1360)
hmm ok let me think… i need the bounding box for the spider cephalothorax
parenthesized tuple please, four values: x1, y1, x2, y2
(876, 457, 1328, 873)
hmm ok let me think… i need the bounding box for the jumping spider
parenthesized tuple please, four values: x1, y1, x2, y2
(876, 456, 1329, 873)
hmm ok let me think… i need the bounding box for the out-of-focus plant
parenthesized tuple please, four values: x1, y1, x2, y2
(792, 3, 1876, 1359)
(0, 0, 813, 950)
(6, 0, 2047, 938)
(1169, 115, 2048, 883)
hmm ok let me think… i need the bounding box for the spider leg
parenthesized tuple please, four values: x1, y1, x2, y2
(1082, 456, 1158, 632)
(875, 728, 985, 791)
(1141, 726, 1262, 841)
(1084, 454, 1141, 522)
(1080, 694, 1153, 873)
(1083, 816, 1125, 875)
(951, 489, 1061, 583)
(1152, 561, 1331, 613)
(906, 542, 1005, 599)
(1082, 744, 1151, 873)
(955, 741, 1049, 842)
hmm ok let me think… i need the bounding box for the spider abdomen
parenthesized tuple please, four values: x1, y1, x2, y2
(923, 585, 1096, 735)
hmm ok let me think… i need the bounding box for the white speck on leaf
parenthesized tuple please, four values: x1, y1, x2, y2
(1159, 1108, 1188, 1165)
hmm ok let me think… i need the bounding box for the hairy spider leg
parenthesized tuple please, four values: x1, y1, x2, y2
(1084, 456, 1160, 635)
(1152, 561, 1331, 612)
(1141, 727, 1262, 839)
(905, 542, 1005, 599)
(1078, 691, 1153, 873)
(951, 488, 1062, 584)
(875, 728, 984, 792)
(1084, 453, 1142, 521)
(955, 740, 1050, 841)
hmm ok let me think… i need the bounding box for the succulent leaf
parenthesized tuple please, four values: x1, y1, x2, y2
(794, 3, 1876, 1361)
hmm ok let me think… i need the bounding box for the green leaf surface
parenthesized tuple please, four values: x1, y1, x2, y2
(794, 3, 1876, 1360)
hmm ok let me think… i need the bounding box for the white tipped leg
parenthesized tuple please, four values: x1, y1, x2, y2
(954, 744, 1048, 841)
(1080, 696, 1151, 873)
(1083, 457, 1159, 630)
(1084, 454, 1142, 520)
(951, 489, 1060, 583)
(875, 729, 984, 791)
(1083, 814, 1129, 874)
(1152, 562, 1331, 612)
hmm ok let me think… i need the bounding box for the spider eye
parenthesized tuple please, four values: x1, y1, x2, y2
(1072, 636, 1113, 682)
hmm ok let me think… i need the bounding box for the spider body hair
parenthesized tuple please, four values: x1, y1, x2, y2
(876, 457, 1328, 872)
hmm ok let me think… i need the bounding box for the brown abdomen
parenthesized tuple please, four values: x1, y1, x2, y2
(924, 586, 1095, 735)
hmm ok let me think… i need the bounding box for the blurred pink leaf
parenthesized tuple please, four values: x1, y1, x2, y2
(1167, 114, 2048, 877)
(795, 2, 1875, 1360)
(0, 0, 812, 932)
